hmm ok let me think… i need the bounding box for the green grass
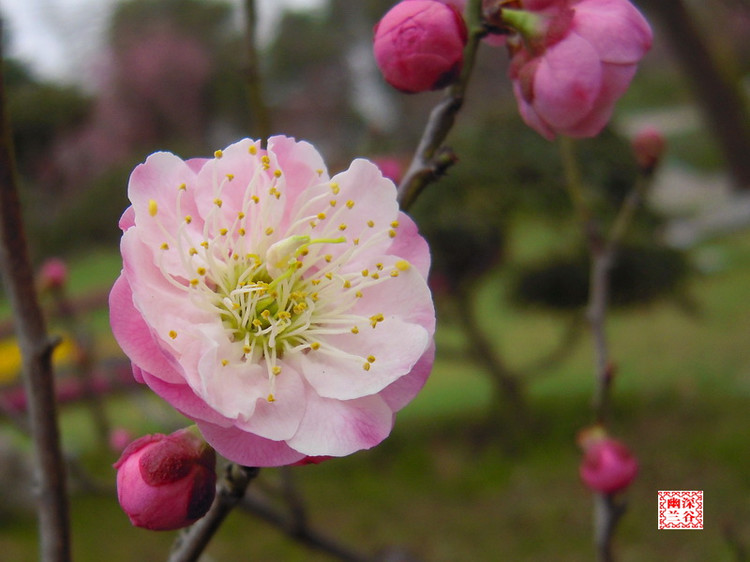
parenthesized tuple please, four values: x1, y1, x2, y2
(2, 227, 750, 560)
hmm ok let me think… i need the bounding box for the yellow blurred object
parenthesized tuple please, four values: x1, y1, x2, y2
(0, 334, 77, 385)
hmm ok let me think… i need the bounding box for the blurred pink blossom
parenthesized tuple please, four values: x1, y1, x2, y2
(631, 125, 666, 173)
(109, 136, 435, 467)
(506, 0, 653, 139)
(374, 0, 468, 93)
(38, 258, 68, 291)
(114, 428, 216, 531)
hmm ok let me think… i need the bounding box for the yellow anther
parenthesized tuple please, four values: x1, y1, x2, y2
(265, 227, 274, 235)
(343, 280, 351, 288)
(274, 169, 282, 178)
(214, 150, 223, 158)
(219, 228, 228, 236)
(251, 195, 260, 204)
(317, 212, 327, 220)
(346, 200, 355, 209)
(356, 290, 363, 298)
(324, 272, 333, 280)
(309, 221, 317, 228)
(190, 278, 199, 286)
(351, 326, 360, 334)
(252, 319, 262, 328)
(272, 366, 282, 375)
(330, 200, 337, 207)
(238, 228, 246, 236)
(178, 183, 187, 191)
(226, 173, 234, 181)
(238, 211, 246, 219)
(390, 270, 400, 277)
(367, 220, 375, 228)
(221, 359, 228, 366)
(185, 215, 193, 224)
(267, 394, 275, 402)
(311, 342, 321, 350)
(325, 254, 333, 263)
(261, 155, 271, 169)
(189, 247, 198, 256)
(369, 313, 384, 328)
(388, 230, 397, 238)
(330, 182, 340, 195)
(261, 309, 271, 319)
(197, 267, 206, 275)
(214, 198, 223, 207)
(168, 330, 177, 339)
(160, 242, 169, 250)
(200, 241, 209, 248)
(361, 269, 369, 277)
(243, 344, 252, 353)
(353, 238, 360, 245)
(338, 224, 347, 231)
(362, 362, 371, 371)
(148, 199, 158, 217)
(249, 145, 258, 155)
(376, 263, 384, 270)
(395, 260, 411, 271)
(371, 273, 380, 279)
(311, 279, 321, 286)
(367, 355, 376, 363)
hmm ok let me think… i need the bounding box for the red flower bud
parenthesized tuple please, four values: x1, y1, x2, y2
(578, 428, 638, 494)
(374, 0, 468, 93)
(631, 126, 666, 174)
(38, 258, 68, 291)
(113, 428, 216, 530)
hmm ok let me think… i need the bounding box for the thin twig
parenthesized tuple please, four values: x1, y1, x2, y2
(0, 23, 71, 562)
(396, 0, 486, 211)
(240, 490, 373, 562)
(168, 464, 260, 562)
(559, 137, 651, 562)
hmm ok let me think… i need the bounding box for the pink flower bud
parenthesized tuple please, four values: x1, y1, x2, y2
(109, 427, 133, 453)
(374, 0, 468, 93)
(578, 428, 638, 494)
(113, 428, 216, 530)
(507, 0, 653, 139)
(38, 258, 68, 291)
(631, 126, 666, 174)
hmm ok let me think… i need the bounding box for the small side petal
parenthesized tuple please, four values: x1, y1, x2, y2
(196, 421, 306, 467)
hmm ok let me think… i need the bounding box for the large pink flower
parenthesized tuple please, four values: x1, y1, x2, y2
(110, 136, 435, 467)
(507, 0, 653, 139)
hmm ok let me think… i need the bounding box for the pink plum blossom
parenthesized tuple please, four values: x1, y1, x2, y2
(110, 136, 435, 467)
(374, 0, 468, 93)
(114, 428, 216, 530)
(506, 0, 653, 139)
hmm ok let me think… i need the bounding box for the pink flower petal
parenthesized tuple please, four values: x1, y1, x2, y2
(573, 0, 653, 64)
(196, 420, 306, 467)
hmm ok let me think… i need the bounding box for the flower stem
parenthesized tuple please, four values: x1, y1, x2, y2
(169, 464, 260, 562)
(397, 0, 486, 211)
(0, 26, 71, 562)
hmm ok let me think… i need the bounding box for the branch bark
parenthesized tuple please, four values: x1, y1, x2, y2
(0, 23, 71, 562)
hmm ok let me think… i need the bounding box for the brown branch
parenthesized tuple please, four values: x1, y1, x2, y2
(396, 0, 486, 211)
(0, 23, 71, 562)
(168, 464, 260, 562)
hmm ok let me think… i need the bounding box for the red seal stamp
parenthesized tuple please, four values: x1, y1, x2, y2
(658, 491, 703, 529)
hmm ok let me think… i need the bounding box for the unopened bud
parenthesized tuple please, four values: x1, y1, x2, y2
(578, 426, 638, 494)
(373, 0, 468, 93)
(38, 258, 68, 291)
(631, 126, 666, 174)
(113, 427, 216, 530)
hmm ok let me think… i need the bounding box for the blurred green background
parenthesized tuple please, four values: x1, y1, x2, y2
(1, 0, 749, 560)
